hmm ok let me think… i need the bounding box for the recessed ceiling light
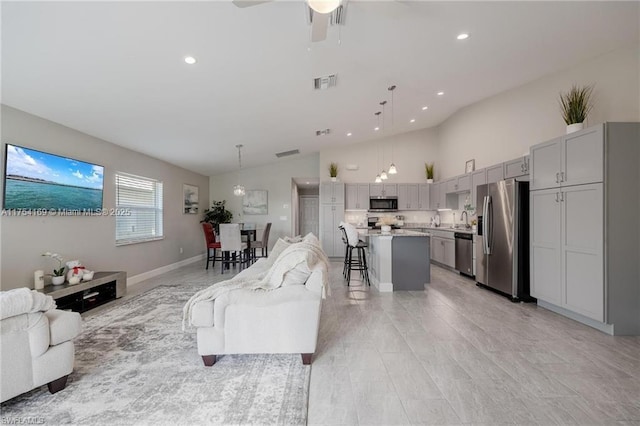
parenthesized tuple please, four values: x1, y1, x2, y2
(184, 56, 197, 65)
(457, 33, 469, 40)
(410, 119, 416, 123)
(347, 132, 352, 136)
(374, 127, 380, 131)
(422, 106, 429, 111)
(437, 91, 444, 96)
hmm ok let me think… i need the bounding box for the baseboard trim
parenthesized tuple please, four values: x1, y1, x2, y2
(537, 299, 614, 335)
(127, 254, 205, 287)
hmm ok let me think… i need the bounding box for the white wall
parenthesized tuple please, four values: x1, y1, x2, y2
(437, 45, 640, 179)
(319, 127, 440, 183)
(209, 154, 319, 246)
(1, 105, 209, 290)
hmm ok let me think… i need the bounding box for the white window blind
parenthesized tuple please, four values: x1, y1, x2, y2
(115, 172, 163, 245)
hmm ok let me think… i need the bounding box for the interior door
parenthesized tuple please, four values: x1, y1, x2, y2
(300, 196, 319, 238)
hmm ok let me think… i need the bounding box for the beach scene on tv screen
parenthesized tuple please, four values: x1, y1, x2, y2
(4, 144, 104, 211)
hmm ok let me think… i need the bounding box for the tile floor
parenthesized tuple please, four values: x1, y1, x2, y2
(89, 260, 640, 425)
(307, 262, 640, 425)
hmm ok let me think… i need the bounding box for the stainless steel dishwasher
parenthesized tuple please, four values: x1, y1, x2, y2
(454, 232, 473, 277)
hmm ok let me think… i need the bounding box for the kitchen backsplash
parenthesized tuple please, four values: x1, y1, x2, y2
(345, 192, 477, 227)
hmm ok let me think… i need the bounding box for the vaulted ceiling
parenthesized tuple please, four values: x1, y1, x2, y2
(3, 1, 638, 176)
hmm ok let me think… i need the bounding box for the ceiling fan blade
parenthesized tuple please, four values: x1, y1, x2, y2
(310, 11, 330, 42)
(232, 0, 272, 8)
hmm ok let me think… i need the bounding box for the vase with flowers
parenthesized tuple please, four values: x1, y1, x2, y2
(42, 252, 66, 285)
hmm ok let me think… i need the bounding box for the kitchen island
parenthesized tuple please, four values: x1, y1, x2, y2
(359, 229, 430, 292)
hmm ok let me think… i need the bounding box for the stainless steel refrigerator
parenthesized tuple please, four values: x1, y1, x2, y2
(476, 179, 531, 301)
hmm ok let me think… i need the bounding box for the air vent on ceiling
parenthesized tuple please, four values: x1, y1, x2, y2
(313, 74, 337, 90)
(275, 149, 300, 158)
(315, 129, 331, 136)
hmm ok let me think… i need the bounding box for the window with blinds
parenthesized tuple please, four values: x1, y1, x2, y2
(115, 173, 163, 245)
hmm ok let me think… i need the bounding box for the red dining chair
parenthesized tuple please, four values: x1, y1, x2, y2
(202, 222, 222, 270)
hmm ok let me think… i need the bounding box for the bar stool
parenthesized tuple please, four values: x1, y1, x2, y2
(339, 224, 370, 287)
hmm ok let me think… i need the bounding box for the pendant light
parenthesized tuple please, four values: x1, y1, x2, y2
(374, 111, 382, 183)
(233, 144, 245, 197)
(308, 0, 341, 14)
(379, 100, 388, 180)
(387, 85, 398, 175)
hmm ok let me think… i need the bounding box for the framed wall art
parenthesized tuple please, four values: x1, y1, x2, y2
(243, 190, 268, 215)
(183, 184, 199, 214)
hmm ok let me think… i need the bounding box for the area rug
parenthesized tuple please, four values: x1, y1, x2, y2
(1, 284, 310, 425)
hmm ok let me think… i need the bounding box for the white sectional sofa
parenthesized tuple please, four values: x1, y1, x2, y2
(188, 237, 328, 366)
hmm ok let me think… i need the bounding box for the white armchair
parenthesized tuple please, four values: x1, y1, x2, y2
(1, 289, 82, 403)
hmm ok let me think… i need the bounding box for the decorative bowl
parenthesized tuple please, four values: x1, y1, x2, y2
(83, 271, 95, 281)
(381, 225, 392, 232)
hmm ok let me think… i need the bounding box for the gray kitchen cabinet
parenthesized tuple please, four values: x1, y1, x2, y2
(529, 122, 639, 335)
(530, 125, 603, 191)
(345, 183, 369, 210)
(531, 184, 604, 321)
(320, 182, 345, 204)
(504, 155, 530, 179)
(398, 184, 419, 210)
(444, 178, 457, 194)
(456, 174, 471, 192)
(486, 163, 504, 183)
(369, 183, 397, 197)
(429, 183, 440, 209)
(418, 184, 431, 210)
(430, 232, 455, 269)
(471, 169, 487, 209)
(320, 203, 345, 257)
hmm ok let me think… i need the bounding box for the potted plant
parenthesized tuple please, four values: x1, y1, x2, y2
(42, 252, 66, 285)
(559, 84, 594, 134)
(202, 200, 233, 233)
(425, 162, 434, 183)
(329, 162, 338, 182)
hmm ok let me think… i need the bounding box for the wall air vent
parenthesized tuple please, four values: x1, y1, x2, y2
(313, 74, 338, 90)
(275, 149, 300, 158)
(315, 129, 331, 136)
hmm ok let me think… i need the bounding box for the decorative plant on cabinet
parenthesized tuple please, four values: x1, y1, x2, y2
(559, 83, 594, 134)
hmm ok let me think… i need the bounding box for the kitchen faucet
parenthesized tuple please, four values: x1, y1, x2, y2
(460, 211, 469, 227)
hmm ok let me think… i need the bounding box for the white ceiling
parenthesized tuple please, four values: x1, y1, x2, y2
(2, 1, 638, 176)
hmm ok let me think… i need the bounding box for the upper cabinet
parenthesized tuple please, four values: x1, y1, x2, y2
(504, 155, 530, 179)
(471, 169, 487, 209)
(369, 183, 397, 197)
(486, 163, 505, 184)
(320, 182, 345, 204)
(418, 184, 431, 210)
(398, 184, 419, 210)
(530, 125, 604, 191)
(345, 183, 369, 210)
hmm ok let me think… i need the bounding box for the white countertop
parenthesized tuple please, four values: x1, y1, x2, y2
(359, 229, 430, 237)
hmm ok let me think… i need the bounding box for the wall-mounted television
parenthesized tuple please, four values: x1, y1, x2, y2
(3, 144, 104, 212)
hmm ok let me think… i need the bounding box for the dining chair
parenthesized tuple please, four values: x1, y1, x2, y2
(202, 222, 222, 270)
(250, 223, 272, 261)
(218, 223, 249, 273)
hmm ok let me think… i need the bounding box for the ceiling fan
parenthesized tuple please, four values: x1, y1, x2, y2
(232, 0, 346, 42)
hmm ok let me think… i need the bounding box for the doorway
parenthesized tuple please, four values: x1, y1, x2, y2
(291, 178, 319, 237)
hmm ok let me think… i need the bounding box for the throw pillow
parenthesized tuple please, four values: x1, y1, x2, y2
(281, 261, 312, 286)
(283, 235, 303, 243)
(265, 238, 291, 266)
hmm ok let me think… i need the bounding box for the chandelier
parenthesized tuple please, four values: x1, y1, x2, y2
(233, 144, 245, 197)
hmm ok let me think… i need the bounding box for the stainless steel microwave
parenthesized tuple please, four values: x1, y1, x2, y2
(369, 196, 398, 212)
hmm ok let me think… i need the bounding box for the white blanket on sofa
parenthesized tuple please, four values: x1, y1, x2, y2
(182, 240, 330, 330)
(0, 288, 56, 320)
